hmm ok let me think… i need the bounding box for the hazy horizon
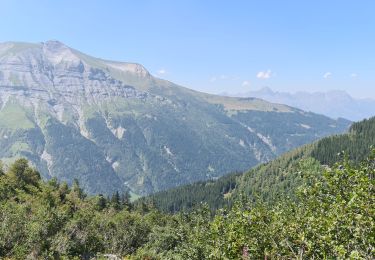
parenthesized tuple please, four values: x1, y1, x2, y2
(221, 86, 375, 100)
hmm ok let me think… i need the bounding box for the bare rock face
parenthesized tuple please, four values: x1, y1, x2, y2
(0, 41, 351, 196)
(0, 40, 147, 107)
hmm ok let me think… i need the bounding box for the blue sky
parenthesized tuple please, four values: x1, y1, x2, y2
(1, 0, 374, 98)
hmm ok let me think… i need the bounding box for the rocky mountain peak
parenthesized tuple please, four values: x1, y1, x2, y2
(43, 40, 67, 49)
(0, 40, 152, 84)
(42, 40, 82, 65)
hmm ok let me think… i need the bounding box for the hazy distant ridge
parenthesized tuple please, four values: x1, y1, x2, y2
(230, 87, 375, 121)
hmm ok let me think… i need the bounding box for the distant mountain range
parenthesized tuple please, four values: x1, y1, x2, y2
(0, 41, 350, 196)
(227, 87, 375, 121)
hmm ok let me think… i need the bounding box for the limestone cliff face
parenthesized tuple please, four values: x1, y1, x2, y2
(0, 41, 149, 116)
(0, 41, 351, 195)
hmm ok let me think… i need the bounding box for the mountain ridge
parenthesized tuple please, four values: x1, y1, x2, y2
(0, 40, 351, 195)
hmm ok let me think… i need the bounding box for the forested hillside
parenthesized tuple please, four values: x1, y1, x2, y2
(1, 151, 373, 258)
(141, 172, 240, 213)
(311, 117, 375, 165)
(144, 117, 375, 213)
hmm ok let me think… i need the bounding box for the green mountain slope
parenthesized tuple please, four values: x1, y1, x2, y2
(145, 116, 375, 212)
(0, 40, 350, 195)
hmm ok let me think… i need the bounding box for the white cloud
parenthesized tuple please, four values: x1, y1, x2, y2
(323, 72, 332, 79)
(220, 75, 228, 80)
(256, 70, 272, 79)
(157, 69, 166, 75)
(350, 73, 358, 78)
(242, 80, 250, 87)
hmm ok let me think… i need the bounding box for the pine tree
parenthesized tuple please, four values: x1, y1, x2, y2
(111, 191, 121, 210)
(96, 194, 107, 210)
(72, 178, 84, 199)
(0, 161, 4, 176)
(120, 191, 131, 209)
